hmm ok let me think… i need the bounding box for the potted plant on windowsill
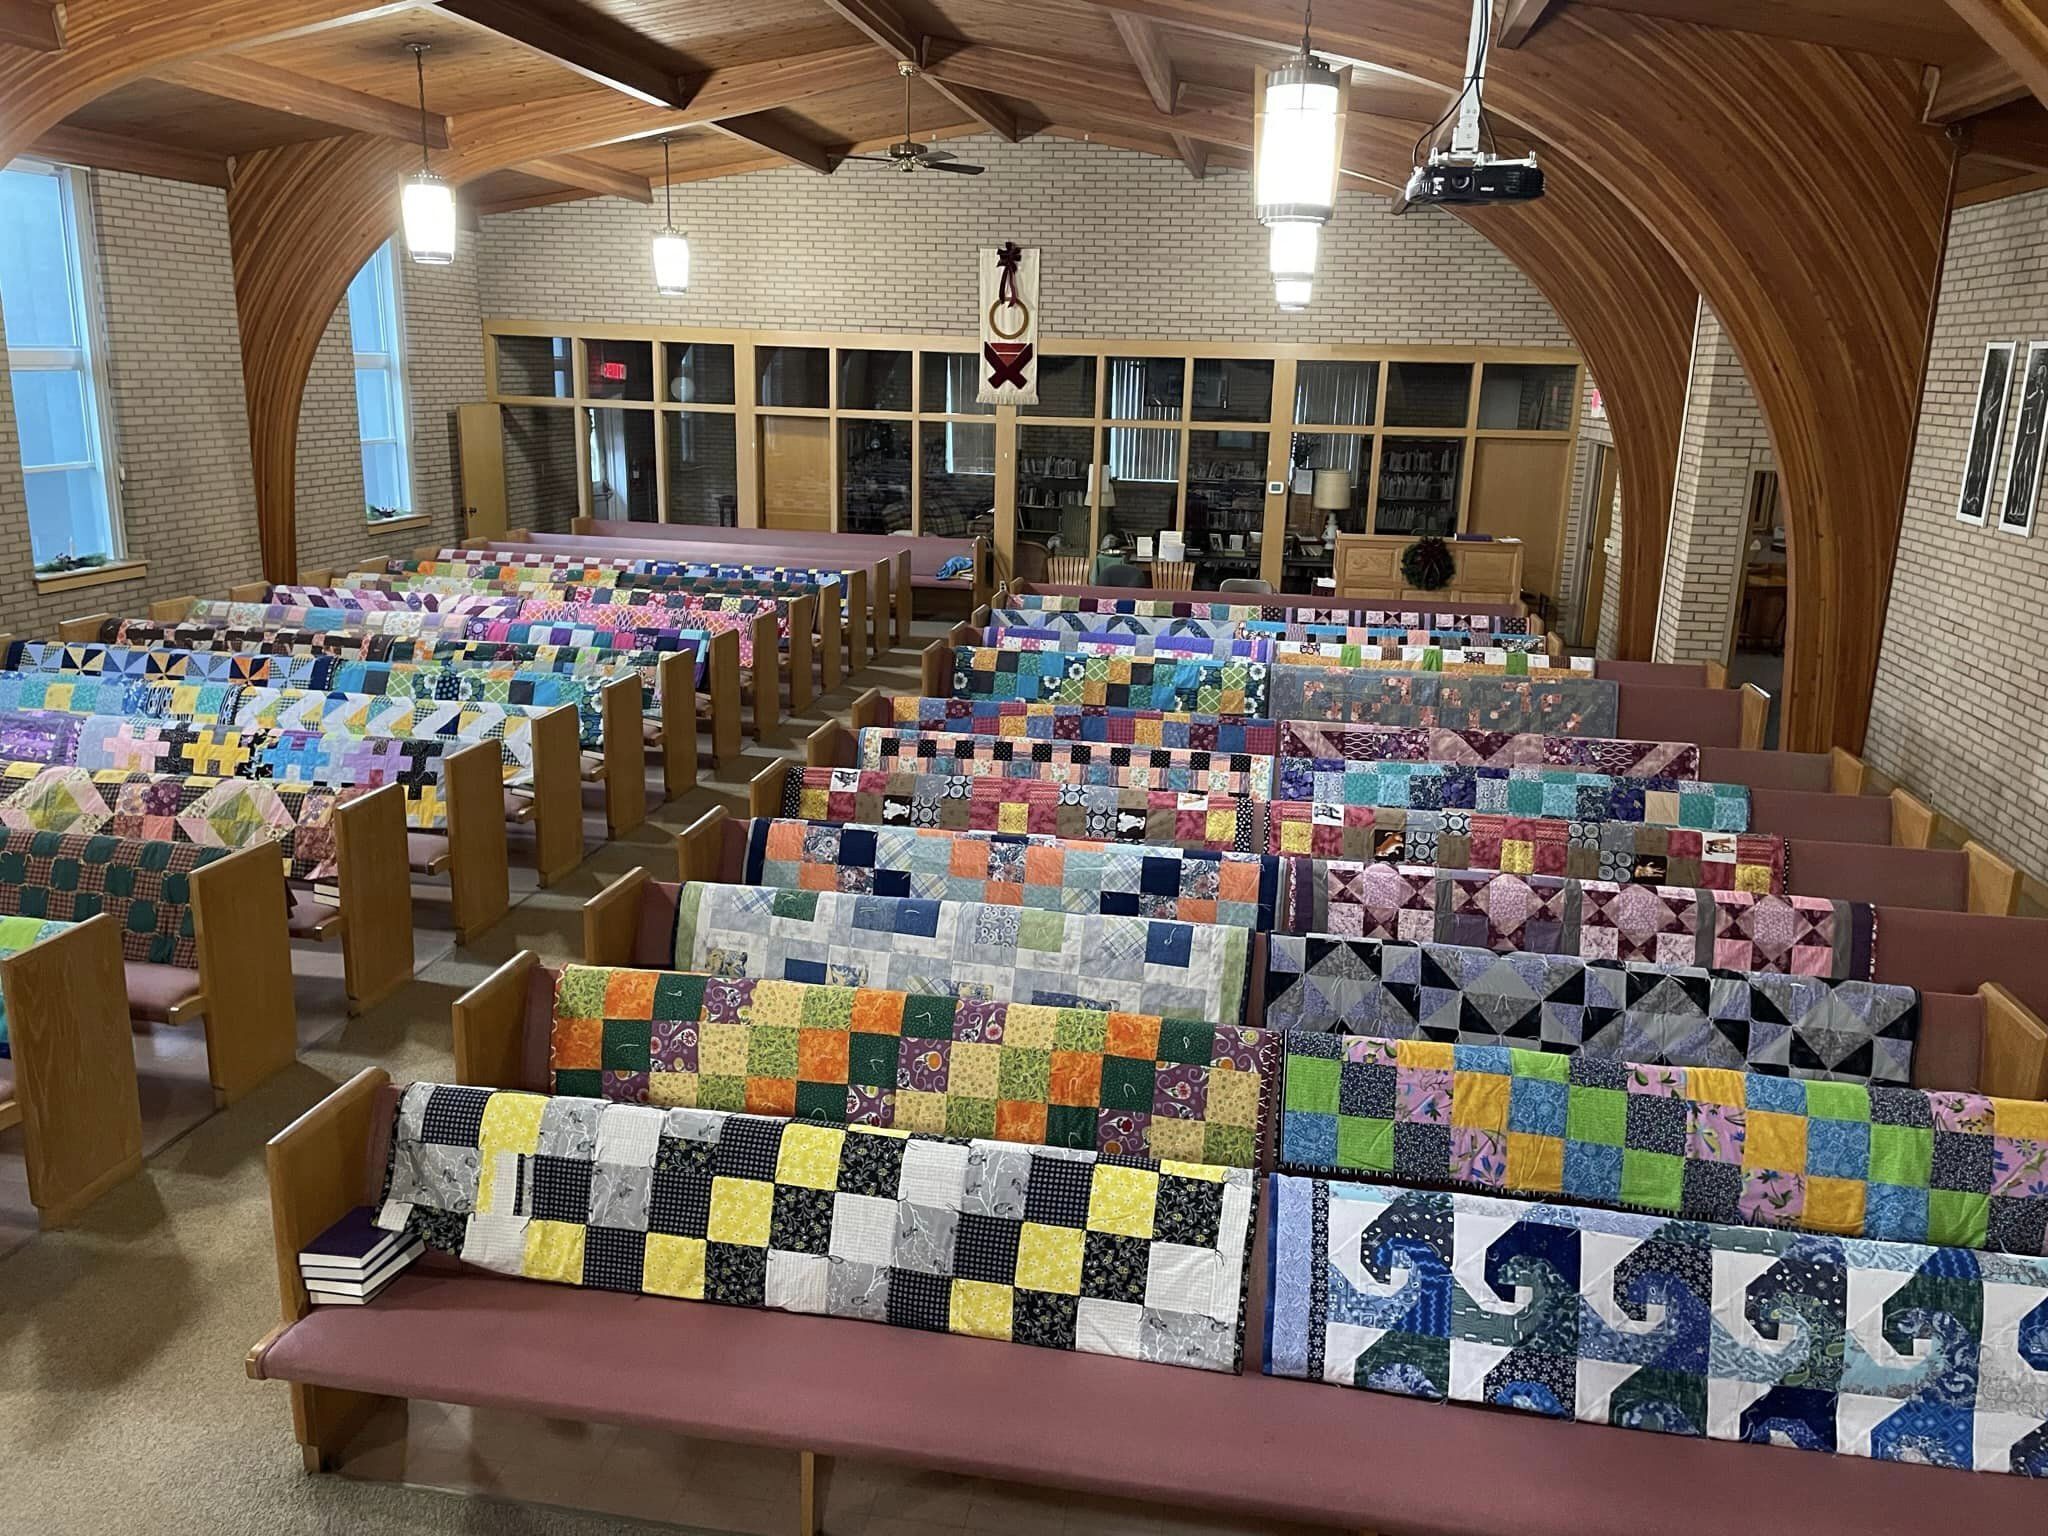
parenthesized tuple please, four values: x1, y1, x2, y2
(34, 552, 109, 575)
(366, 504, 409, 523)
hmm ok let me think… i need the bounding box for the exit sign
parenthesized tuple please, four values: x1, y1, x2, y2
(597, 361, 628, 382)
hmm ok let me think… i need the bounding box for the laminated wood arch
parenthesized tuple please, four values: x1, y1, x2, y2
(1109, 0, 1956, 750)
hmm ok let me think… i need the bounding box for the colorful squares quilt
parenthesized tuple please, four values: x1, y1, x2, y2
(1263, 1175, 2048, 1478)
(982, 610, 1245, 641)
(1268, 810, 1786, 893)
(952, 647, 1268, 716)
(96, 618, 394, 660)
(1242, 622, 1547, 653)
(0, 709, 84, 766)
(0, 826, 226, 967)
(1278, 1034, 2038, 1251)
(226, 691, 536, 783)
(780, 767, 1263, 854)
(673, 883, 1250, 1027)
(1268, 668, 1620, 738)
(1275, 759, 1748, 831)
(1009, 595, 1530, 632)
(854, 728, 1271, 797)
(884, 698, 1278, 756)
(1273, 643, 1592, 678)
(4, 641, 336, 691)
(1276, 720, 1701, 778)
(0, 913, 73, 1058)
(984, 630, 1271, 664)
(326, 661, 605, 745)
(377, 1081, 1256, 1372)
(1263, 935, 1917, 1083)
(550, 964, 1274, 1167)
(741, 818, 1281, 930)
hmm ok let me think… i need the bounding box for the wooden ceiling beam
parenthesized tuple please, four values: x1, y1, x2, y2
(0, 0, 63, 51)
(1956, 166, 2048, 205)
(813, 0, 1021, 142)
(437, 0, 691, 108)
(1496, 0, 1561, 48)
(30, 124, 228, 186)
(520, 153, 653, 203)
(1937, 3, 2048, 115)
(1926, 45, 2031, 122)
(157, 55, 450, 148)
(1110, 11, 1180, 115)
(703, 112, 834, 174)
(1173, 133, 1208, 178)
(923, 42, 1246, 149)
(1962, 106, 2048, 170)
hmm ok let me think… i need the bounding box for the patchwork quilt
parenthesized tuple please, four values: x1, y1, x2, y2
(854, 728, 1271, 797)
(3, 641, 336, 691)
(740, 818, 1281, 930)
(1279, 1034, 2039, 1251)
(225, 691, 538, 782)
(1243, 621, 1546, 653)
(951, 647, 1269, 716)
(550, 964, 1273, 1167)
(984, 629, 1271, 664)
(0, 826, 228, 966)
(1276, 864, 1875, 978)
(96, 618, 397, 660)
(1009, 594, 1530, 632)
(780, 768, 1264, 854)
(385, 557, 847, 590)
(1263, 935, 1917, 1084)
(0, 913, 73, 1058)
(510, 598, 777, 656)
(1275, 759, 1747, 831)
(378, 1082, 1256, 1372)
(884, 697, 1279, 756)
(1268, 667, 1620, 737)
(1270, 813, 1787, 893)
(0, 763, 367, 879)
(1263, 1175, 2048, 1478)
(400, 640, 692, 697)
(1277, 720, 1700, 779)
(325, 661, 605, 745)
(1273, 643, 1591, 678)
(981, 610, 1246, 641)
(0, 673, 180, 721)
(266, 585, 516, 616)
(674, 883, 1250, 1027)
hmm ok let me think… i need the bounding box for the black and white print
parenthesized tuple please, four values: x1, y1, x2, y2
(1958, 340, 2016, 526)
(2001, 340, 2048, 537)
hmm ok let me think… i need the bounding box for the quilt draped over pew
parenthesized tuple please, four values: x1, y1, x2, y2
(885, 698, 1278, 756)
(1278, 720, 1699, 778)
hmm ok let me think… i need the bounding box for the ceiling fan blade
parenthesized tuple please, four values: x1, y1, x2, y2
(921, 148, 956, 162)
(925, 160, 985, 174)
(839, 154, 897, 163)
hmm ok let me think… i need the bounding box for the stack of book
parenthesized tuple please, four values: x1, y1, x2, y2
(298, 1207, 422, 1306)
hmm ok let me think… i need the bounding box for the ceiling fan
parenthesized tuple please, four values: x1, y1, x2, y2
(840, 60, 986, 175)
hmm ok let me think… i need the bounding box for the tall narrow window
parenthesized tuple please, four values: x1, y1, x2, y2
(347, 241, 412, 520)
(0, 159, 123, 569)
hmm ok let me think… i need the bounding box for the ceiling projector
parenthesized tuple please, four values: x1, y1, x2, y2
(1402, 153, 1545, 207)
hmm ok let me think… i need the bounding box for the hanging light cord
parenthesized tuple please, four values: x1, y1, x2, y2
(411, 44, 432, 175)
(662, 136, 674, 226)
(1301, 1, 1312, 56)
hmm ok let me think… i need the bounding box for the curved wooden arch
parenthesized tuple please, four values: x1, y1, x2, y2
(1118, 0, 1955, 750)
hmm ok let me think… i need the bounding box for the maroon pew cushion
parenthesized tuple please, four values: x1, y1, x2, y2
(1748, 790, 1892, 844)
(1788, 841, 1967, 910)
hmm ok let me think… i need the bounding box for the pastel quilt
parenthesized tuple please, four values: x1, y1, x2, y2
(400, 640, 693, 696)
(1269, 809, 1786, 893)
(1273, 643, 1590, 678)
(741, 818, 1280, 930)
(1276, 759, 1746, 831)
(225, 691, 537, 782)
(674, 883, 1249, 1027)
(326, 661, 604, 745)
(854, 728, 1271, 797)
(885, 697, 1278, 756)
(1268, 667, 1620, 737)
(1263, 935, 1917, 1084)
(1243, 621, 1546, 653)
(1279, 1034, 2037, 1251)
(0, 913, 73, 1058)
(1277, 720, 1700, 779)
(984, 629, 1271, 664)
(1263, 1175, 2048, 1477)
(550, 964, 1273, 1167)
(0, 826, 227, 966)
(1010, 595, 1530, 632)
(780, 768, 1263, 854)
(951, 647, 1269, 716)
(266, 585, 516, 616)
(3, 642, 336, 691)
(378, 1082, 1255, 1372)
(480, 612, 750, 666)
(1278, 863, 1875, 979)
(0, 673, 174, 721)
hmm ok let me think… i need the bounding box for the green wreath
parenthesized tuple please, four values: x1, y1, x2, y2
(1401, 536, 1456, 591)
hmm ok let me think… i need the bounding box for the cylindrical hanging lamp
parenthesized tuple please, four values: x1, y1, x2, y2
(401, 44, 455, 266)
(653, 136, 690, 295)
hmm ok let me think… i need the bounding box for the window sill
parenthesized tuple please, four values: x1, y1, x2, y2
(32, 559, 148, 595)
(364, 514, 431, 536)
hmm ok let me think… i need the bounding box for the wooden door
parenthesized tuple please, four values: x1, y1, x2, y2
(1465, 437, 1572, 610)
(759, 416, 832, 532)
(1575, 447, 1619, 648)
(457, 402, 507, 540)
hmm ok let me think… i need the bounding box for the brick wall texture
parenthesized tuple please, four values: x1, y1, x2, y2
(1866, 186, 2048, 880)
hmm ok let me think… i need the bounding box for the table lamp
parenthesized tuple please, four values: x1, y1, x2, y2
(1313, 468, 1350, 546)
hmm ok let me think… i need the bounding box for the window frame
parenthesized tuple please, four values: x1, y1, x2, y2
(2, 156, 126, 568)
(346, 240, 414, 520)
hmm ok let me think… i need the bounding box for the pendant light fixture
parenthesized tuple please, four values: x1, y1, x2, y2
(1275, 279, 1313, 312)
(652, 136, 690, 295)
(1268, 222, 1318, 286)
(1254, 6, 1346, 228)
(401, 43, 455, 266)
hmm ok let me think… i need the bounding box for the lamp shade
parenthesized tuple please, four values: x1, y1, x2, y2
(652, 229, 690, 295)
(1312, 468, 1352, 510)
(1094, 464, 1116, 508)
(402, 172, 456, 265)
(1275, 277, 1312, 311)
(1255, 56, 1344, 226)
(1268, 221, 1319, 284)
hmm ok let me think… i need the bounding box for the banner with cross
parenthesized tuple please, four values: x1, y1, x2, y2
(978, 241, 1040, 405)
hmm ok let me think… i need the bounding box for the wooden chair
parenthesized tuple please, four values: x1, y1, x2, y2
(1150, 559, 1195, 590)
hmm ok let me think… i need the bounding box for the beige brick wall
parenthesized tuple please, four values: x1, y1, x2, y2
(0, 171, 267, 630)
(1652, 301, 1774, 665)
(1866, 186, 2048, 879)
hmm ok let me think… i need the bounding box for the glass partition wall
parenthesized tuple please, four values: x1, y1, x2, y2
(485, 325, 1582, 593)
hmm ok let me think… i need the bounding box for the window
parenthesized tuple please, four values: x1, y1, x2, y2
(346, 241, 412, 519)
(0, 159, 123, 569)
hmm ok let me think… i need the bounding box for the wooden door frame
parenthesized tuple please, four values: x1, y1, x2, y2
(1573, 443, 1619, 647)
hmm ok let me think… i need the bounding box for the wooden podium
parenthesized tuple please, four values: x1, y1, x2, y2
(1330, 534, 1524, 604)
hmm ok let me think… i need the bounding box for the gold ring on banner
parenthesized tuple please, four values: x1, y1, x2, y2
(988, 297, 1030, 341)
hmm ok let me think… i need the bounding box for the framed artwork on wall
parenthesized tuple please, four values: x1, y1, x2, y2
(2000, 340, 2048, 538)
(1957, 340, 2016, 526)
